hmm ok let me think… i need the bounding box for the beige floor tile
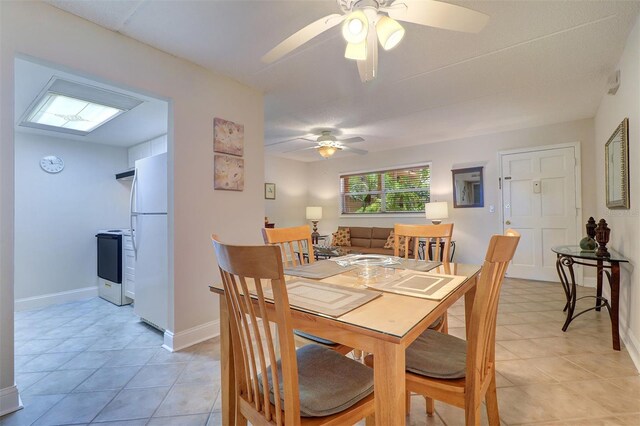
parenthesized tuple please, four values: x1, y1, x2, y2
(527, 356, 598, 382)
(500, 382, 611, 424)
(496, 359, 558, 386)
(564, 352, 639, 378)
(561, 379, 640, 415)
(504, 322, 566, 339)
(494, 343, 521, 361)
(616, 412, 640, 425)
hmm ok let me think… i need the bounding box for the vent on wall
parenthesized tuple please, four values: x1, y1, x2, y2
(19, 77, 143, 136)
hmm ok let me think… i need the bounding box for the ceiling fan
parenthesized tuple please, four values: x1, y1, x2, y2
(273, 130, 368, 158)
(262, 0, 489, 82)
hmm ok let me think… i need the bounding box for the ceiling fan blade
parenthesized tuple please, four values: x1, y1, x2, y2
(282, 145, 319, 154)
(385, 0, 489, 33)
(337, 136, 365, 143)
(266, 137, 315, 148)
(341, 146, 368, 155)
(357, 26, 378, 82)
(262, 14, 345, 63)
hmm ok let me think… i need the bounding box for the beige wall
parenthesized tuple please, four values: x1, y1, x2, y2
(264, 155, 310, 229)
(594, 14, 640, 369)
(0, 1, 264, 402)
(304, 118, 596, 265)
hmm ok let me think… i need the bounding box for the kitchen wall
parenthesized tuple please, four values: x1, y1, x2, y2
(128, 134, 168, 168)
(0, 1, 264, 408)
(264, 155, 310, 229)
(303, 118, 596, 266)
(594, 14, 640, 369)
(14, 133, 130, 307)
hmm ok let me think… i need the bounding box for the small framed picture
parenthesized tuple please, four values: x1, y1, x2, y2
(265, 183, 276, 200)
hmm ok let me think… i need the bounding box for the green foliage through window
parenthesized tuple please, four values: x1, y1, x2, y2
(340, 165, 431, 214)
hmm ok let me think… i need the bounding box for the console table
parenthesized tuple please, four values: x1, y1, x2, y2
(552, 245, 629, 351)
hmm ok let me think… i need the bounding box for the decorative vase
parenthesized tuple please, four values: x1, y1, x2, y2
(579, 217, 598, 251)
(595, 219, 611, 257)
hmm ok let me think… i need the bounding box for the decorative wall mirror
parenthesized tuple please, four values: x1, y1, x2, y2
(605, 118, 629, 209)
(452, 166, 484, 208)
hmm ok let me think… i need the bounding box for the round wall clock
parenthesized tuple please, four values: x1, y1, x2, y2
(40, 155, 64, 174)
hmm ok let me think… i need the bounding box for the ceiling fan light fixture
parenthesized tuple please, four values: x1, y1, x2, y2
(376, 15, 405, 50)
(344, 40, 367, 60)
(317, 145, 338, 158)
(342, 10, 368, 44)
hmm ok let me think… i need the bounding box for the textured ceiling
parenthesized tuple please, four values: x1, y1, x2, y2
(46, 0, 640, 160)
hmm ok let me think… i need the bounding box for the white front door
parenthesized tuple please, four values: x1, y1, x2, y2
(501, 146, 579, 281)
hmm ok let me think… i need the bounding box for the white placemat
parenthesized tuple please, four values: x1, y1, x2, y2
(366, 272, 466, 300)
(264, 279, 382, 317)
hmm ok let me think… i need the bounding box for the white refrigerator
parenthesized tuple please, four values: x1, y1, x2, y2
(131, 153, 168, 331)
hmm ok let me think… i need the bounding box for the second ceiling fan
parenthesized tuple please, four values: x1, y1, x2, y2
(262, 0, 489, 82)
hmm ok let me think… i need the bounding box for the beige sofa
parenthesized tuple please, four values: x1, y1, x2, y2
(334, 226, 397, 255)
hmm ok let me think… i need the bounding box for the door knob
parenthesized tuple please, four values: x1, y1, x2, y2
(505, 220, 512, 225)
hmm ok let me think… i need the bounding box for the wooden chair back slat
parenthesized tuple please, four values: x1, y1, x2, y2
(212, 237, 301, 425)
(262, 225, 315, 267)
(466, 230, 520, 394)
(393, 223, 454, 261)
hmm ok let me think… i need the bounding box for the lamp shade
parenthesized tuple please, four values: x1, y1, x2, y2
(317, 146, 338, 158)
(306, 206, 323, 220)
(376, 16, 405, 50)
(345, 40, 367, 60)
(425, 202, 449, 220)
(342, 10, 368, 44)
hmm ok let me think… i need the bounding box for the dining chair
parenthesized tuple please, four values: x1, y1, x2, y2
(367, 230, 520, 425)
(261, 226, 354, 356)
(393, 223, 454, 263)
(262, 225, 315, 267)
(211, 237, 375, 426)
(394, 223, 455, 333)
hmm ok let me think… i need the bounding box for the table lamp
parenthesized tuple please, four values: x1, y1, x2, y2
(306, 206, 322, 243)
(425, 202, 448, 225)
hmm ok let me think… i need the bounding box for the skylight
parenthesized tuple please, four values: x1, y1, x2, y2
(20, 78, 143, 135)
(25, 93, 123, 133)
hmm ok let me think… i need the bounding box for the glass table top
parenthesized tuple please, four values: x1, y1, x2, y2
(551, 245, 629, 263)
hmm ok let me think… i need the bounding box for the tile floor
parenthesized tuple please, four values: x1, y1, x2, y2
(2, 278, 639, 425)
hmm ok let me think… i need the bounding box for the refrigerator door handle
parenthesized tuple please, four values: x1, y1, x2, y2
(130, 168, 138, 258)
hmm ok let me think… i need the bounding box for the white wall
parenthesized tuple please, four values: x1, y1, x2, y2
(128, 134, 168, 168)
(0, 1, 264, 408)
(305, 118, 596, 265)
(264, 155, 309, 229)
(14, 132, 130, 303)
(594, 14, 640, 369)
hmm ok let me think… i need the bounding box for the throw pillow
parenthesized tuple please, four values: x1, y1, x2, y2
(384, 231, 411, 255)
(331, 228, 351, 247)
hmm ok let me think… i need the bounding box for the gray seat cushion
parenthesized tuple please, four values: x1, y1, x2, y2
(294, 329, 338, 346)
(406, 329, 467, 379)
(265, 344, 373, 417)
(427, 315, 444, 330)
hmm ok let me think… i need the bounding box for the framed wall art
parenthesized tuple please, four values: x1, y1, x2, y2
(213, 117, 244, 156)
(214, 154, 244, 191)
(265, 183, 276, 200)
(452, 166, 484, 208)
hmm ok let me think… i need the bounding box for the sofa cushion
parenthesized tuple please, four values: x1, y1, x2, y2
(383, 231, 411, 256)
(331, 228, 351, 247)
(371, 227, 393, 240)
(357, 247, 395, 255)
(345, 227, 372, 248)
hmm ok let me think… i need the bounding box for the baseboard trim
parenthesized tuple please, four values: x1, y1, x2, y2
(15, 286, 98, 311)
(162, 320, 220, 352)
(619, 317, 640, 373)
(0, 385, 23, 417)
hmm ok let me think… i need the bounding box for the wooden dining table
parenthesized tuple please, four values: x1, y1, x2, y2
(210, 261, 481, 426)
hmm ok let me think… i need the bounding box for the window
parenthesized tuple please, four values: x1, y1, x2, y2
(340, 164, 431, 214)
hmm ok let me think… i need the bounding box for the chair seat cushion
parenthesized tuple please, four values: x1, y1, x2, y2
(266, 344, 373, 417)
(294, 329, 338, 346)
(427, 315, 444, 330)
(406, 329, 467, 379)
